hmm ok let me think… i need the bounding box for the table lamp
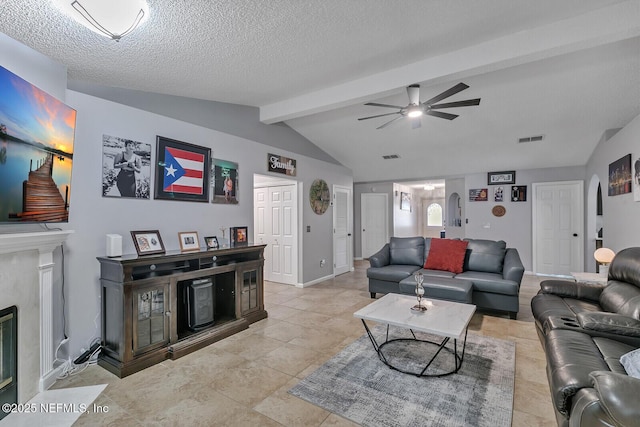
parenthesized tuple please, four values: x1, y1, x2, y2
(594, 248, 615, 278)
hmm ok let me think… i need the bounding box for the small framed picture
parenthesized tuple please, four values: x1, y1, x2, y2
(178, 231, 200, 252)
(131, 230, 165, 256)
(204, 236, 219, 250)
(230, 226, 248, 247)
(488, 171, 516, 185)
(511, 185, 527, 202)
(400, 192, 411, 211)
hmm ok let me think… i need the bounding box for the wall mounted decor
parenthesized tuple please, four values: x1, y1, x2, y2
(492, 205, 506, 217)
(0, 65, 76, 223)
(230, 226, 248, 247)
(211, 158, 238, 204)
(608, 153, 632, 196)
(131, 230, 165, 256)
(493, 186, 504, 202)
(400, 192, 412, 211)
(469, 188, 488, 201)
(154, 136, 210, 202)
(268, 153, 296, 176)
(511, 185, 527, 202)
(310, 179, 330, 214)
(102, 134, 151, 199)
(634, 154, 640, 202)
(488, 171, 516, 185)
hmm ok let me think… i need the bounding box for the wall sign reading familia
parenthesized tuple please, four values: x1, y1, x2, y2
(268, 153, 296, 176)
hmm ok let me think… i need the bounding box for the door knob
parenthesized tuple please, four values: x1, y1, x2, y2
(573, 233, 578, 237)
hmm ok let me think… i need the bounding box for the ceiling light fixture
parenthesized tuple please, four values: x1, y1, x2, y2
(55, 0, 149, 41)
(407, 108, 423, 118)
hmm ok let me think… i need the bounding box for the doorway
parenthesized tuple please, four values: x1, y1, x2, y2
(361, 193, 389, 258)
(333, 185, 353, 276)
(532, 180, 584, 275)
(254, 175, 299, 285)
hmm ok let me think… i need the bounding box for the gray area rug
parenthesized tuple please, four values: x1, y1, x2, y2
(289, 326, 515, 427)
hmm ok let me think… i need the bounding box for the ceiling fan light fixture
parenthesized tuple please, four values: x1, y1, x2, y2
(55, 0, 149, 41)
(407, 108, 423, 118)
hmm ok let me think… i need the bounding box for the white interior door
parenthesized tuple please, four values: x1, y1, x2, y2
(533, 181, 584, 275)
(333, 185, 352, 276)
(254, 182, 298, 285)
(361, 193, 388, 258)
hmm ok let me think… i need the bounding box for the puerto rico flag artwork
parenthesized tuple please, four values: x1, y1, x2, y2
(155, 136, 210, 202)
(163, 147, 205, 194)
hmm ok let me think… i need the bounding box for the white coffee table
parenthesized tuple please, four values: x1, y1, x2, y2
(354, 293, 476, 377)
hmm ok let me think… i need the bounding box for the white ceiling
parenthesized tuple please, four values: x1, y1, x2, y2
(2, 0, 639, 183)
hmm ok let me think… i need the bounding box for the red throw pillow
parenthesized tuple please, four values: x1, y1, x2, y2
(424, 239, 469, 274)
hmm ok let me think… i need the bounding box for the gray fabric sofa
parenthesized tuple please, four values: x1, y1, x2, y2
(367, 237, 525, 319)
(531, 247, 640, 427)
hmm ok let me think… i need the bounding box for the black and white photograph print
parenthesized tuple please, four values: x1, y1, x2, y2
(103, 134, 151, 199)
(494, 186, 504, 202)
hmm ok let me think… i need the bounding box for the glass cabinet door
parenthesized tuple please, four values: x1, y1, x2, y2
(133, 284, 169, 354)
(238, 261, 262, 317)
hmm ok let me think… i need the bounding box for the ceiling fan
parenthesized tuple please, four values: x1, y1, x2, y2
(358, 82, 480, 129)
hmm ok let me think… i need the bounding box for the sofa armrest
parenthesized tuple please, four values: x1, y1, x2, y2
(368, 244, 390, 268)
(577, 312, 640, 337)
(539, 279, 604, 302)
(502, 248, 524, 284)
(590, 371, 640, 426)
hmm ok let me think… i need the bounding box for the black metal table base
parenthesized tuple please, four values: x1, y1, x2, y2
(361, 320, 469, 377)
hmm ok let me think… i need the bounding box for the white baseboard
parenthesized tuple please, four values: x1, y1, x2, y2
(297, 273, 335, 288)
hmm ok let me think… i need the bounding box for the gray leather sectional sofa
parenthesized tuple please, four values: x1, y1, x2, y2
(366, 237, 525, 319)
(531, 247, 640, 427)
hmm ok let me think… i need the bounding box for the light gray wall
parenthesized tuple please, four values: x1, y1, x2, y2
(586, 113, 640, 253)
(68, 81, 341, 166)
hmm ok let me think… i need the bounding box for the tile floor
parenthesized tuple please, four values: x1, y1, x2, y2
(54, 261, 557, 426)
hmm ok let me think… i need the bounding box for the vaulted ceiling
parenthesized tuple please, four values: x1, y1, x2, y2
(2, 0, 639, 182)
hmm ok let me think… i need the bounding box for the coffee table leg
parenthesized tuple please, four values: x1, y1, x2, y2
(361, 319, 391, 365)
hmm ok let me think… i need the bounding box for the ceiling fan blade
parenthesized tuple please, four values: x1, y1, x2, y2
(423, 82, 469, 106)
(377, 116, 404, 129)
(364, 102, 405, 109)
(407, 84, 420, 105)
(430, 98, 481, 109)
(426, 110, 458, 120)
(411, 118, 422, 129)
(358, 112, 401, 121)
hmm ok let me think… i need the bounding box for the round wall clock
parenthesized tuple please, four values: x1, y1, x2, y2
(310, 179, 330, 215)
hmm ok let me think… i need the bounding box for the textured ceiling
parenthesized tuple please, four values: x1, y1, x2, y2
(1, 0, 639, 182)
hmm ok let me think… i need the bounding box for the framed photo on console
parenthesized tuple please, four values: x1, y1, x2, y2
(178, 231, 200, 252)
(230, 226, 248, 247)
(204, 236, 219, 250)
(131, 230, 165, 256)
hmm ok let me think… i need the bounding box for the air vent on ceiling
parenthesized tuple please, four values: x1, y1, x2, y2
(518, 135, 545, 143)
(382, 154, 400, 159)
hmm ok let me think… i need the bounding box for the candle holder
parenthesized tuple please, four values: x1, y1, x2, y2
(411, 271, 427, 312)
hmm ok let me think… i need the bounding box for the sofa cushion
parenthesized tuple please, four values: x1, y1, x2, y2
(463, 239, 506, 274)
(418, 269, 456, 279)
(423, 238, 468, 274)
(620, 348, 640, 379)
(366, 265, 421, 282)
(456, 271, 519, 296)
(599, 281, 640, 319)
(389, 237, 425, 266)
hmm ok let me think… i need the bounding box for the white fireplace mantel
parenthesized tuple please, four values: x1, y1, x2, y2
(0, 229, 74, 395)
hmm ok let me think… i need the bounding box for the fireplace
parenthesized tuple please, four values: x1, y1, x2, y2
(0, 306, 17, 421)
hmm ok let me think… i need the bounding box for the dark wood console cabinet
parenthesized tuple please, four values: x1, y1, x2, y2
(97, 244, 267, 377)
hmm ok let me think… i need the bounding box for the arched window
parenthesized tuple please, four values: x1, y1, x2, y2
(427, 203, 443, 227)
